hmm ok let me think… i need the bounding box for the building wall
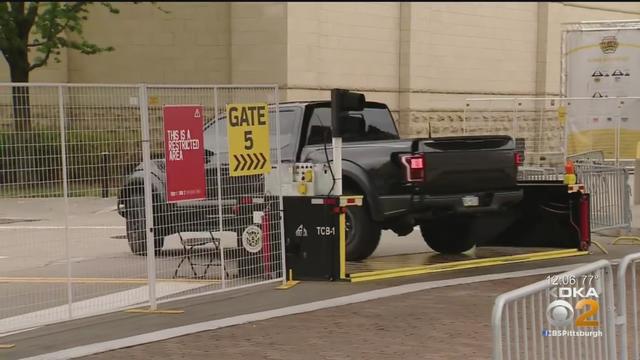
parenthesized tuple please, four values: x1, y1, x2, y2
(399, 2, 539, 136)
(285, 2, 400, 111)
(66, 2, 231, 84)
(1, 2, 639, 136)
(230, 2, 287, 85)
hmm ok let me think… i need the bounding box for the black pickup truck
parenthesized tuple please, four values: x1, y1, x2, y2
(117, 101, 523, 260)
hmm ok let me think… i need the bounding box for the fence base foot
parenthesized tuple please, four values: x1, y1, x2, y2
(591, 240, 609, 254)
(0, 344, 15, 349)
(276, 269, 300, 289)
(124, 308, 184, 315)
(612, 236, 640, 246)
(276, 280, 300, 290)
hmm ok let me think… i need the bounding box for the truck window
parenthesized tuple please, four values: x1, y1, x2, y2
(306, 107, 399, 145)
(203, 107, 300, 160)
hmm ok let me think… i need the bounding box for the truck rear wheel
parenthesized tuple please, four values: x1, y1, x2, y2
(126, 195, 165, 255)
(419, 217, 475, 254)
(345, 203, 381, 261)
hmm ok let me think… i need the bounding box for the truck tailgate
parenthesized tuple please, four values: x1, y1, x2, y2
(417, 136, 517, 194)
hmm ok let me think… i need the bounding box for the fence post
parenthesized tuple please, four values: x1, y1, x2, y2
(463, 102, 468, 136)
(58, 85, 73, 320)
(563, 99, 569, 165)
(512, 98, 517, 143)
(274, 85, 287, 285)
(492, 296, 505, 360)
(616, 100, 622, 167)
(617, 255, 630, 360)
(139, 84, 157, 310)
(214, 86, 226, 288)
(100, 152, 110, 198)
(605, 265, 618, 360)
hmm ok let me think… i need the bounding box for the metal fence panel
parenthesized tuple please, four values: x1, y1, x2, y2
(492, 260, 617, 360)
(0, 84, 149, 333)
(464, 97, 640, 167)
(574, 161, 632, 232)
(0, 83, 284, 334)
(616, 252, 640, 360)
(142, 85, 284, 302)
(464, 98, 565, 170)
(0, 84, 71, 332)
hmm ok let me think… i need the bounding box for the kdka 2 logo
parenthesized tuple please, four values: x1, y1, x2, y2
(546, 287, 600, 328)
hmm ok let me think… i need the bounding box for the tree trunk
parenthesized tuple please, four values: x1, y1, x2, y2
(9, 54, 31, 133)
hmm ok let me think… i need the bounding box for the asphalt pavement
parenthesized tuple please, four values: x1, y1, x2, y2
(1, 172, 639, 359)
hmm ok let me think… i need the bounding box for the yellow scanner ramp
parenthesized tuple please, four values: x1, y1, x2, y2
(347, 249, 588, 283)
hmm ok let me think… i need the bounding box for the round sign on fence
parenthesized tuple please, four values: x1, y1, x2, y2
(242, 225, 263, 253)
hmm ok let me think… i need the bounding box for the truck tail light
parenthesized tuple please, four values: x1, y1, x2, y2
(514, 152, 524, 167)
(400, 154, 425, 183)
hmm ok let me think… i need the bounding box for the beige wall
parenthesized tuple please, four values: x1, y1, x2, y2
(67, 2, 231, 84)
(230, 2, 287, 84)
(1, 2, 640, 135)
(285, 2, 400, 112)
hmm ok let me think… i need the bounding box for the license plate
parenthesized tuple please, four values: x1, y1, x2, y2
(462, 195, 479, 207)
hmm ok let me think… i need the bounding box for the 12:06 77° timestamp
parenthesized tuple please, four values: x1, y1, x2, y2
(546, 273, 600, 287)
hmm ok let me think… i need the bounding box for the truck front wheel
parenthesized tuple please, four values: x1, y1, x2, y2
(419, 217, 475, 254)
(345, 204, 381, 261)
(126, 194, 165, 255)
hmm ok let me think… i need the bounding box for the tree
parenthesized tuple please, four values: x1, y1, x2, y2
(0, 2, 120, 132)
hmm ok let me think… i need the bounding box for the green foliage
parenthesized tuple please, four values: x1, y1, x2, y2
(0, 2, 120, 73)
(0, 127, 143, 197)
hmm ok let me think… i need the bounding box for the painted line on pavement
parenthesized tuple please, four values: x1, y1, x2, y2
(20, 261, 597, 360)
(0, 326, 42, 338)
(0, 282, 210, 336)
(0, 256, 7, 260)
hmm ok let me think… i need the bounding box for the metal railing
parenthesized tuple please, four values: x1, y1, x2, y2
(517, 166, 563, 182)
(574, 161, 632, 232)
(492, 260, 617, 360)
(616, 252, 640, 360)
(516, 160, 632, 234)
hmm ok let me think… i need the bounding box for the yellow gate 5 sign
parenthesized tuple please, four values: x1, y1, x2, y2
(226, 103, 271, 176)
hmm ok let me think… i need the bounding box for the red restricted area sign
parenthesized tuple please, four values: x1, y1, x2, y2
(163, 105, 206, 203)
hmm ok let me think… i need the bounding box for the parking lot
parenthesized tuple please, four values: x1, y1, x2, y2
(1, 188, 639, 359)
(0, 195, 443, 330)
(3, 232, 638, 360)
